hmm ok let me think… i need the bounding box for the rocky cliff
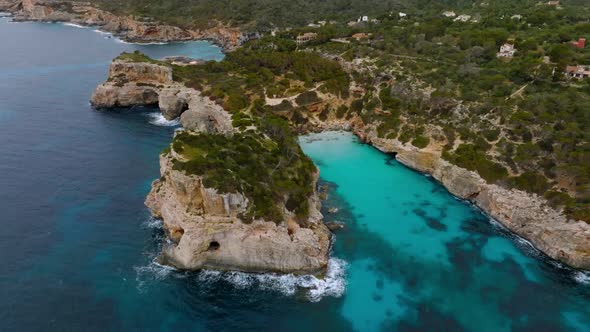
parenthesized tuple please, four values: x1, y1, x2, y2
(363, 127, 590, 270)
(2, 0, 242, 50)
(91, 56, 331, 274)
(91, 58, 234, 133)
(145, 153, 331, 274)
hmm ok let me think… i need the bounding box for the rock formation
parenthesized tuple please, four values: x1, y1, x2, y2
(366, 131, 590, 270)
(90, 60, 172, 108)
(145, 154, 331, 274)
(2, 0, 242, 50)
(91, 58, 235, 135)
(91, 56, 331, 274)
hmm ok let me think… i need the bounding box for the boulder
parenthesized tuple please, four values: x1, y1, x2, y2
(158, 88, 188, 120)
(179, 94, 233, 134)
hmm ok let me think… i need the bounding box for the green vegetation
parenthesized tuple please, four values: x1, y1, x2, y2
(108, 0, 590, 222)
(116, 51, 168, 65)
(171, 117, 316, 223)
(444, 144, 508, 183)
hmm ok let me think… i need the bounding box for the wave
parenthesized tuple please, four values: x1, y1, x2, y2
(135, 257, 347, 302)
(196, 258, 347, 302)
(146, 112, 180, 127)
(93, 29, 112, 36)
(142, 216, 164, 230)
(573, 271, 590, 285)
(115, 39, 168, 45)
(62, 22, 87, 29)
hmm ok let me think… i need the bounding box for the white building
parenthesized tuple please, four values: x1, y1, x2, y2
(454, 14, 471, 22)
(565, 65, 590, 79)
(399, 12, 407, 18)
(442, 11, 456, 18)
(497, 43, 517, 58)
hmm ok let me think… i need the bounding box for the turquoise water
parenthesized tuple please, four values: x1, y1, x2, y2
(299, 131, 590, 331)
(1, 15, 589, 331)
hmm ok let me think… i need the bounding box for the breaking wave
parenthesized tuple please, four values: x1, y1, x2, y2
(574, 271, 590, 285)
(135, 257, 347, 302)
(62, 22, 87, 29)
(146, 112, 180, 126)
(196, 258, 347, 302)
(115, 39, 167, 45)
(142, 216, 164, 230)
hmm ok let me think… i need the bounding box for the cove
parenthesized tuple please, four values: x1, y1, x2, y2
(1, 14, 589, 332)
(299, 131, 590, 332)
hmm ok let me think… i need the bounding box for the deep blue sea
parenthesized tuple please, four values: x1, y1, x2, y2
(0, 15, 588, 331)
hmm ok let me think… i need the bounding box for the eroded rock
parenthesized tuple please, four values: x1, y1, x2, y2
(145, 154, 331, 274)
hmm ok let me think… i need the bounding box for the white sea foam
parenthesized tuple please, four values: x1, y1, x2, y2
(196, 258, 347, 302)
(93, 29, 112, 36)
(138, 257, 347, 301)
(573, 271, 590, 285)
(142, 216, 163, 230)
(115, 39, 167, 45)
(63, 22, 87, 29)
(146, 112, 180, 126)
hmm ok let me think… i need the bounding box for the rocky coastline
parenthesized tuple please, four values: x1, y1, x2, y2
(90, 53, 590, 272)
(328, 120, 590, 271)
(0, 0, 242, 51)
(92, 58, 331, 274)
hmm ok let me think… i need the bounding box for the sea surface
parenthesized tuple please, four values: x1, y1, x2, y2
(0, 15, 588, 332)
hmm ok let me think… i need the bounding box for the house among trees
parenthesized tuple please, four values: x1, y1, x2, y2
(351, 33, 370, 40)
(442, 11, 456, 18)
(347, 16, 369, 27)
(296, 32, 318, 45)
(497, 43, 517, 58)
(571, 38, 586, 49)
(547, 1, 560, 6)
(565, 65, 590, 79)
(454, 15, 471, 22)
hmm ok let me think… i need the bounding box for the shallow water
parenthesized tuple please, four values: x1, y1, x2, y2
(0, 15, 588, 331)
(299, 132, 590, 331)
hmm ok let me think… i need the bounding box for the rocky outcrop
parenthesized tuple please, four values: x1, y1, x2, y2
(365, 131, 590, 270)
(3, 0, 242, 50)
(90, 60, 172, 108)
(92, 59, 235, 135)
(145, 153, 331, 274)
(91, 83, 159, 108)
(179, 93, 233, 134)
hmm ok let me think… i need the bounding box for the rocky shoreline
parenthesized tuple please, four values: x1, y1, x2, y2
(88, 50, 590, 272)
(92, 58, 332, 274)
(0, 0, 242, 51)
(295, 115, 590, 270)
(356, 124, 590, 270)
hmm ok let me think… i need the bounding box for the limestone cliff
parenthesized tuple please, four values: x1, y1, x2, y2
(145, 150, 331, 274)
(91, 58, 234, 134)
(365, 128, 590, 270)
(90, 56, 331, 274)
(2, 0, 242, 50)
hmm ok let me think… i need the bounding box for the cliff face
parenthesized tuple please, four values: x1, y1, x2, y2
(90, 60, 171, 108)
(3, 0, 241, 50)
(91, 59, 234, 133)
(145, 153, 331, 274)
(91, 57, 331, 274)
(365, 130, 590, 270)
